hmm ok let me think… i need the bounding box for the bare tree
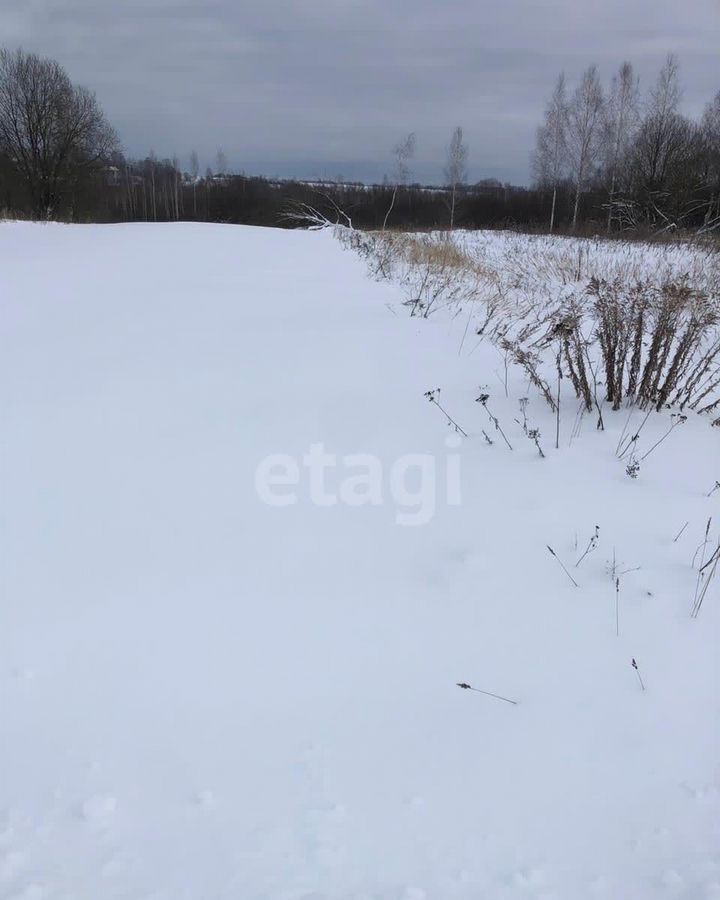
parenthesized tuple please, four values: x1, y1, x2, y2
(700, 91, 720, 231)
(631, 55, 684, 195)
(146, 151, 158, 221)
(624, 55, 704, 229)
(189, 149, 200, 179)
(0, 48, 117, 218)
(603, 62, 639, 231)
(382, 131, 415, 230)
(215, 147, 228, 176)
(444, 126, 468, 229)
(189, 149, 199, 217)
(532, 73, 568, 231)
(566, 65, 604, 230)
(171, 154, 181, 220)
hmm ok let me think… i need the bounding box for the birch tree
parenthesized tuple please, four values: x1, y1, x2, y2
(603, 62, 639, 231)
(146, 151, 157, 221)
(190, 149, 199, 216)
(382, 131, 415, 230)
(532, 73, 568, 231)
(171, 154, 182, 220)
(700, 91, 720, 231)
(444, 126, 468, 229)
(566, 66, 604, 230)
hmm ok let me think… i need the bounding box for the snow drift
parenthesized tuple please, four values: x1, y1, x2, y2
(1, 222, 718, 900)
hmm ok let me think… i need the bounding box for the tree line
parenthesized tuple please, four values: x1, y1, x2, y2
(0, 46, 717, 235)
(532, 55, 720, 234)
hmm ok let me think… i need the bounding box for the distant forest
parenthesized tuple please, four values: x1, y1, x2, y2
(0, 47, 718, 236)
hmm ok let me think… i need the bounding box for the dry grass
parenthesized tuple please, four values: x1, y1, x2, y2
(342, 227, 720, 422)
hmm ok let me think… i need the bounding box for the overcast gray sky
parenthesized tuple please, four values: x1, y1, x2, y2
(1, 0, 718, 184)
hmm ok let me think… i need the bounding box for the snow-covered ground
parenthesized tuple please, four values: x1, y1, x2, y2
(1, 222, 718, 900)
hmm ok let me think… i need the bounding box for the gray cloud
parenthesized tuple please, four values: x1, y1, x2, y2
(1, 0, 718, 183)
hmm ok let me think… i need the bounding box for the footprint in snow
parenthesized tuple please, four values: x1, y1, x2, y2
(660, 869, 685, 891)
(6, 885, 46, 900)
(193, 790, 215, 808)
(10, 667, 34, 682)
(509, 865, 548, 890)
(80, 795, 117, 822)
(0, 850, 25, 881)
(395, 888, 426, 900)
(681, 782, 719, 803)
(306, 803, 347, 868)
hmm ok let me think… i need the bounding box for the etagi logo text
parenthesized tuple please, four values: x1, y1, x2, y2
(255, 437, 462, 526)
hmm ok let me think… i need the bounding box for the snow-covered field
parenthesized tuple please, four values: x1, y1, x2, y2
(1, 222, 718, 900)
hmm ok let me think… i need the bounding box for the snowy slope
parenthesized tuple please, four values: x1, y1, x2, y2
(1, 222, 718, 900)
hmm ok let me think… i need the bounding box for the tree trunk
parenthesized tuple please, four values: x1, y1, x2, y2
(549, 185, 557, 232)
(382, 185, 397, 230)
(572, 182, 582, 230)
(607, 170, 617, 232)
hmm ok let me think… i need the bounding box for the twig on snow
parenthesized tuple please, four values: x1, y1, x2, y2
(547, 545, 579, 588)
(456, 682, 518, 705)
